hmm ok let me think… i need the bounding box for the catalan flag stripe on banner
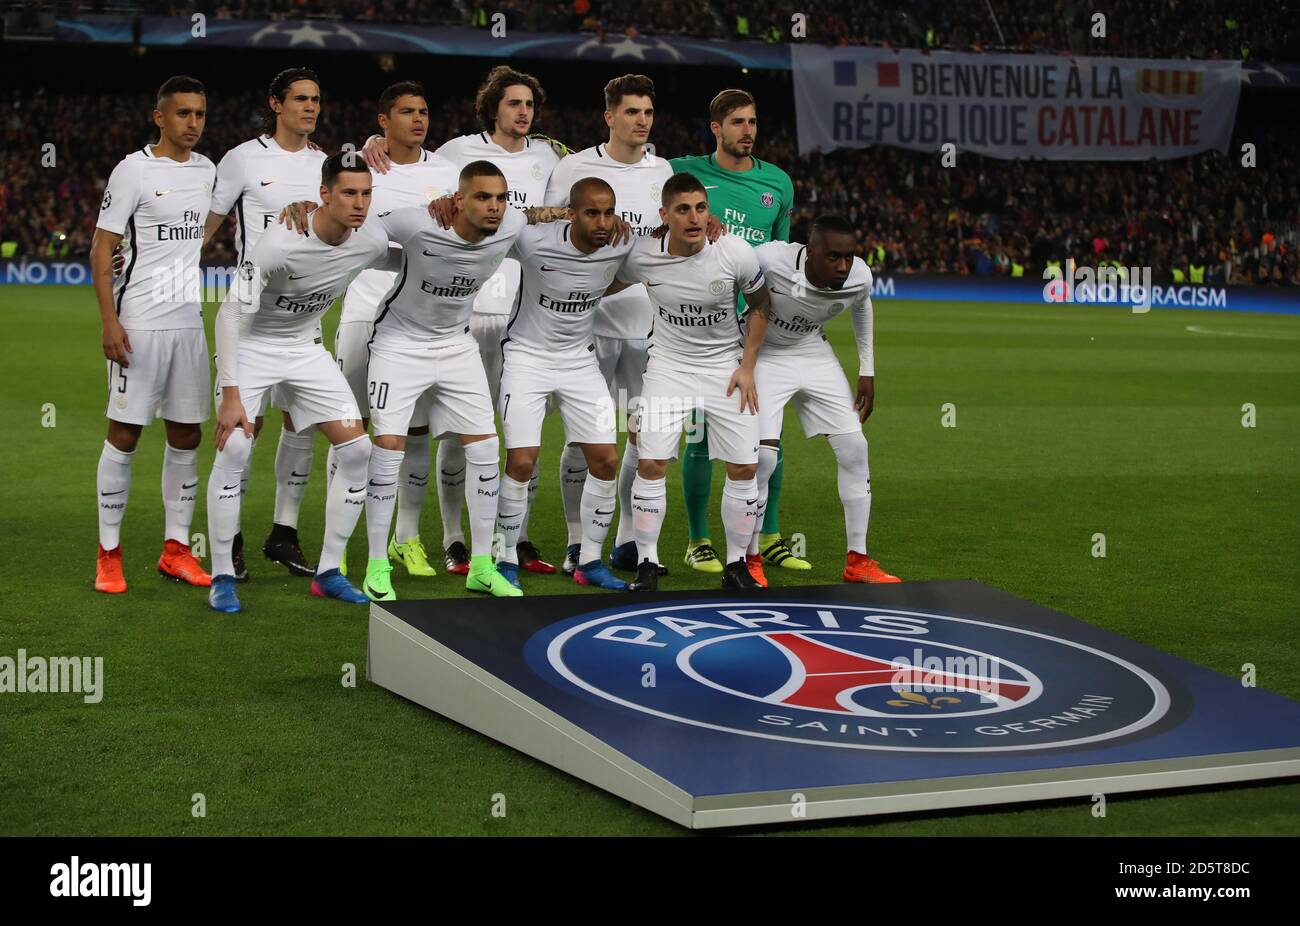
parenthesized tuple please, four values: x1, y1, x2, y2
(1140, 68, 1204, 94)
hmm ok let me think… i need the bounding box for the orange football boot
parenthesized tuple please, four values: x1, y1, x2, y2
(844, 551, 901, 583)
(745, 554, 769, 587)
(95, 544, 127, 594)
(158, 539, 212, 587)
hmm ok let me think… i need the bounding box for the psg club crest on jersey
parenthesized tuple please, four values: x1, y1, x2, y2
(526, 601, 1170, 751)
(708, 279, 728, 296)
(761, 191, 775, 208)
(531, 163, 544, 181)
(649, 183, 661, 202)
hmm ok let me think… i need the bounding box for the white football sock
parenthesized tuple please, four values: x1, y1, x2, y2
(560, 442, 589, 546)
(207, 429, 251, 577)
(96, 440, 134, 550)
(464, 437, 500, 558)
(162, 443, 198, 546)
(272, 427, 315, 529)
(613, 440, 640, 548)
(319, 435, 371, 573)
(394, 432, 430, 543)
(518, 457, 540, 544)
(579, 473, 617, 565)
(829, 431, 871, 553)
(237, 434, 257, 534)
(721, 477, 759, 565)
(436, 439, 467, 548)
(365, 446, 404, 560)
(325, 443, 338, 491)
(494, 474, 529, 565)
(748, 445, 779, 556)
(630, 473, 665, 565)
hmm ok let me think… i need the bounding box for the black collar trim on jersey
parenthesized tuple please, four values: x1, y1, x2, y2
(796, 246, 806, 270)
(479, 132, 490, 145)
(141, 146, 152, 158)
(660, 235, 667, 254)
(421, 149, 428, 162)
(256, 136, 269, 149)
(595, 144, 604, 158)
(562, 223, 570, 242)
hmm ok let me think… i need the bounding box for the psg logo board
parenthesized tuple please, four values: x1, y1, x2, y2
(367, 581, 1300, 829)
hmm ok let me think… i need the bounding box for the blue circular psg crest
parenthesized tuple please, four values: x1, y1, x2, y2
(525, 601, 1171, 752)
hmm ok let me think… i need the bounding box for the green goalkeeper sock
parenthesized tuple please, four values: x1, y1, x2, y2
(760, 441, 785, 535)
(682, 423, 713, 542)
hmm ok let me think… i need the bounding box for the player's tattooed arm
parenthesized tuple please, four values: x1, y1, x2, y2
(523, 206, 570, 225)
(91, 228, 131, 366)
(743, 281, 773, 320)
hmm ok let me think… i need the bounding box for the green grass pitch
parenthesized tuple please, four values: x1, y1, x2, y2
(2, 285, 1297, 835)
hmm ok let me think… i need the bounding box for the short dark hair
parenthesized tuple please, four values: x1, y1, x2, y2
(321, 150, 370, 190)
(459, 160, 506, 187)
(379, 81, 427, 118)
(156, 76, 205, 111)
(811, 214, 857, 239)
(570, 177, 615, 210)
(263, 67, 320, 136)
(709, 88, 755, 125)
(475, 66, 545, 134)
(662, 171, 707, 207)
(604, 74, 655, 112)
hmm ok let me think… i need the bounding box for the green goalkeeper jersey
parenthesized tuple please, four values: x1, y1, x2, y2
(669, 153, 795, 244)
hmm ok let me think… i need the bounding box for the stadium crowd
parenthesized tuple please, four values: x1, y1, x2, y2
(123, 0, 1300, 59)
(1, 88, 1296, 286)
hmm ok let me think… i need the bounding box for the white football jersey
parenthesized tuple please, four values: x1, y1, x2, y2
(616, 234, 766, 375)
(504, 221, 632, 359)
(210, 136, 328, 264)
(436, 132, 560, 316)
(340, 150, 459, 324)
(545, 143, 674, 339)
(755, 242, 874, 374)
(372, 205, 528, 344)
(226, 219, 392, 345)
(96, 145, 216, 330)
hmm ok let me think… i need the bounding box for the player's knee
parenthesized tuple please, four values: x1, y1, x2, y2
(505, 448, 538, 482)
(463, 435, 499, 466)
(727, 462, 758, 481)
(218, 428, 253, 472)
(829, 431, 869, 475)
(587, 446, 619, 480)
(637, 458, 668, 480)
(374, 433, 405, 452)
(106, 420, 142, 453)
(333, 433, 372, 478)
(165, 427, 202, 452)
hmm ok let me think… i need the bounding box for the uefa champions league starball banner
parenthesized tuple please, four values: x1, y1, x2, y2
(792, 46, 1242, 160)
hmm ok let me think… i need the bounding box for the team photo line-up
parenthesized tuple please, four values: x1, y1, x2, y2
(92, 64, 899, 614)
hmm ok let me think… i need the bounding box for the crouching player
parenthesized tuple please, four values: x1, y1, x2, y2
(752, 215, 899, 583)
(206, 152, 399, 612)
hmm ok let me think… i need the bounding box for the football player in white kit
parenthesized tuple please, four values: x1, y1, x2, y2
(753, 216, 900, 583)
(542, 74, 676, 576)
(363, 66, 561, 577)
(362, 161, 558, 601)
(607, 172, 774, 592)
(206, 152, 398, 613)
(334, 81, 458, 580)
(494, 177, 632, 592)
(91, 76, 216, 595)
(205, 67, 327, 581)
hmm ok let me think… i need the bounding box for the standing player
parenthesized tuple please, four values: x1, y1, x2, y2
(493, 177, 632, 591)
(91, 76, 215, 594)
(363, 66, 561, 577)
(205, 67, 327, 581)
(610, 172, 774, 592)
(669, 89, 804, 579)
(752, 217, 900, 583)
(335, 81, 459, 580)
(361, 162, 553, 601)
(207, 152, 397, 614)
(542, 74, 675, 576)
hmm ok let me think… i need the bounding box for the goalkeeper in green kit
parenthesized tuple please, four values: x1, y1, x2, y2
(669, 89, 808, 576)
